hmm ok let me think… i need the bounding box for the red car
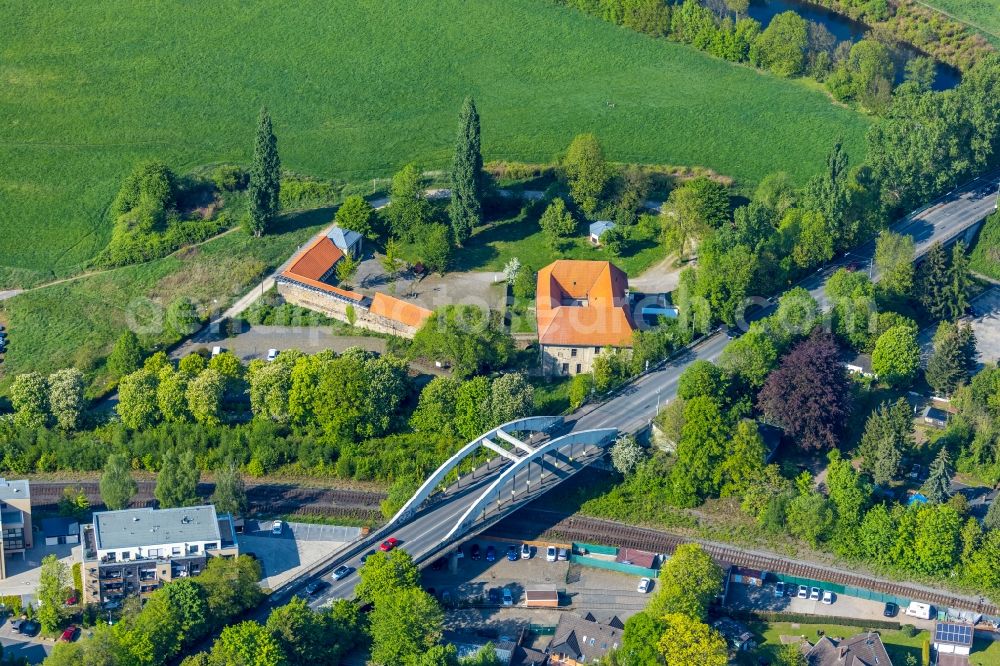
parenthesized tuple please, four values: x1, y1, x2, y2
(65, 595, 78, 606)
(379, 537, 399, 552)
(59, 625, 78, 642)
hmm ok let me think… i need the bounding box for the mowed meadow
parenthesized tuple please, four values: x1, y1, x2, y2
(0, 0, 869, 287)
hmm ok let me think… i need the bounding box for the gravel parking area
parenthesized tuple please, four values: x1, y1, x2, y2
(239, 521, 362, 590)
(173, 326, 386, 362)
(422, 538, 653, 626)
(726, 581, 936, 631)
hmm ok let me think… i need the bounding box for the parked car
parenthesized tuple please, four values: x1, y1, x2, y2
(431, 557, 446, 571)
(65, 594, 78, 606)
(809, 587, 821, 601)
(797, 585, 808, 599)
(470, 544, 481, 560)
(506, 545, 519, 561)
(454, 546, 464, 559)
(271, 519, 284, 536)
(822, 590, 834, 605)
(304, 580, 325, 595)
(211, 346, 222, 357)
(557, 548, 569, 561)
(332, 565, 353, 581)
(59, 625, 78, 642)
(380, 537, 399, 552)
(637, 577, 652, 594)
(883, 602, 898, 618)
(502, 587, 513, 606)
(520, 543, 531, 560)
(774, 582, 785, 598)
(266, 348, 279, 362)
(488, 587, 500, 604)
(486, 545, 496, 562)
(546, 546, 557, 562)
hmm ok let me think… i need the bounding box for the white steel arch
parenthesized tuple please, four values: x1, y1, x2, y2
(442, 428, 617, 542)
(386, 416, 563, 527)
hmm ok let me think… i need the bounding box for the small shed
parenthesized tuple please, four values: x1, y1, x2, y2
(615, 548, 657, 569)
(41, 517, 79, 546)
(844, 352, 876, 378)
(730, 567, 764, 587)
(713, 617, 757, 652)
(327, 225, 364, 258)
(923, 406, 950, 428)
(933, 621, 974, 656)
(524, 584, 559, 608)
(589, 220, 616, 245)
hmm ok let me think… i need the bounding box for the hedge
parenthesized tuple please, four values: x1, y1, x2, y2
(729, 609, 901, 631)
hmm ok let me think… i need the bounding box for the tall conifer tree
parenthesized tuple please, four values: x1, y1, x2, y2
(448, 97, 483, 246)
(247, 107, 281, 238)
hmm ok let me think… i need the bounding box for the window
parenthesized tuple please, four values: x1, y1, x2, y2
(148, 548, 162, 558)
(571, 348, 577, 357)
(122, 551, 130, 560)
(575, 364, 581, 373)
(594, 347, 600, 354)
(189, 544, 199, 554)
(561, 363, 569, 373)
(171, 547, 181, 556)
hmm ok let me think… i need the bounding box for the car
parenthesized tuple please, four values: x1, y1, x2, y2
(266, 348, 279, 362)
(65, 594, 78, 606)
(774, 582, 785, 598)
(380, 537, 399, 552)
(637, 577, 652, 594)
(271, 520, 284, 536)
(486, 545, 496, 562)
(332, 565, 352, 581)
(431, 557, 446, 571)
(211, 346, 222, 357)
(441, 590, 452, 605)
(10, 619, 23, 634)
(506, 546, 519, 561)
(454, 546, 464, 559)
(11, 619, 38, 636)
(909, 464, 921, 480)
(304, 580, 325, 595)
(520, 543, 531, 559)
(557, 548, 569, 561)
(59, 625, 78, 642)
(502, 587, 513, 606)
(488, 587, 500, 604)
(360, 550, 376, 564)
(822, 590, 834, 605)
(809, 587, 821, 601)
(546, 546, 557, 562)
(883, 602, 898, 618)
(471, 544, 481, 560)
(797, 585, 808, 599)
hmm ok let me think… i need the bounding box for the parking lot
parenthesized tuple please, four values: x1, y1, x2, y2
(726, 581, 936, 631)
(238, 520, 362, 590)
(420, 538, 653, 633)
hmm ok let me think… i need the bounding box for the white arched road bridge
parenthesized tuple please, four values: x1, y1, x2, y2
(291, 171, 999, 609)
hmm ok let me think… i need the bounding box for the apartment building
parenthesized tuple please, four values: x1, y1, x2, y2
(81, 505, 238, 604)
(0, 479, 31, 579)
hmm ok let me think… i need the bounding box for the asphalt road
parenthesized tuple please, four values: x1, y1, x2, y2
(298, 172, 999, 608)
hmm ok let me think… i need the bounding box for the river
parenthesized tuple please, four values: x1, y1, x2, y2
(744, 0, 962, 90)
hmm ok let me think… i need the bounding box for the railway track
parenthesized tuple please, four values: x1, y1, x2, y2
(485, 509, 999, 616)
(28, 480, 386, 516)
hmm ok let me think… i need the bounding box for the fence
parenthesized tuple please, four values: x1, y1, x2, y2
(569, 554, 658, 577)
(573, 542, 617, 556)
(771, 573, 912, 609)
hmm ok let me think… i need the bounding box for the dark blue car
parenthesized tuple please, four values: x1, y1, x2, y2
(506, 545, 518, 561)
(486, 545, 496, 562)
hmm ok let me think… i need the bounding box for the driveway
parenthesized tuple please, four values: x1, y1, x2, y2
(355, 257, 506, 313)
(0, 543, 77, 598)
(628, 254, 687, 294)
(239, 520, 362, 591)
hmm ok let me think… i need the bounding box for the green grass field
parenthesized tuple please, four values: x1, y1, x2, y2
(0, 209, 328, 395)
(922, 0, 1000, 42)
(0, 0, 869, 288)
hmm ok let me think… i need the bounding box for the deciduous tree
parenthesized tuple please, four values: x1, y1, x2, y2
(564, 133, 609, 215)
(871, 325, 920, 388)
(211, 460, 248, 517)
(538, 197, 577, 248)
(186, 368, 225, 426)
(334, 195, 376, 240)
(355, 550, 421, 606)
(874, 230, 915, 298)
(100, 453, 137, 510)
(47, 368, 84, 430)
(758, 331, 851, 451)
(610, 435, 646, 476)
(117, 369, 160, 430)
(646, 543, 722, 620)
(156, 449, 201, 508)
(656, 613, 728, 666)
(11, 371, 49, 429)
(488, 372, 534, 426)
(368, 587, 444, 666)
(209, 621, 285, 666)
(37, 554, 68, 633)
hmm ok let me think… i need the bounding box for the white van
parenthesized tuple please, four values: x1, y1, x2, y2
(905, 601, 932, 620)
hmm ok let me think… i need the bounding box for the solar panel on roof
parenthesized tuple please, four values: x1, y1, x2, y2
(935, 623, 972, 644)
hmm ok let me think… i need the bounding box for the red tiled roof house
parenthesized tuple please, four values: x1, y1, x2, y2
(536, 260, 635, 376)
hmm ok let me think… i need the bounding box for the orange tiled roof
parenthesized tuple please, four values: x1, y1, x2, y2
(283, 235, 344, 282)
(536, 260, 635, 347)
(370, 292, 433, 329)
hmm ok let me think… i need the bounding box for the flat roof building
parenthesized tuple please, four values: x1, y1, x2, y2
(0, 479, 31, 579)
(81, 505, 238, 604)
